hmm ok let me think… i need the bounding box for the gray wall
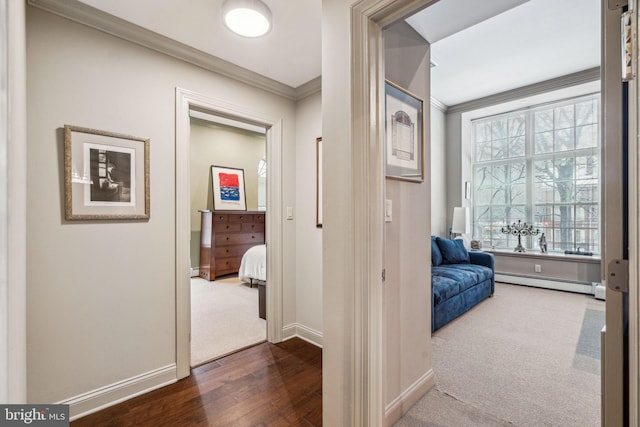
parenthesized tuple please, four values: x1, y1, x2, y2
(430, 103, 447, 237)
(26, 6, 298, 410)
(384, 20, 433, 420)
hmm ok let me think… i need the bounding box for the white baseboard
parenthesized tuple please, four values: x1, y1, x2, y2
(496, 273, 595, 295)
(384, 368, 435, 426)
(190, 267, 199, 277)
(60, 364, 177, 421)
(281, 323, 323, 348)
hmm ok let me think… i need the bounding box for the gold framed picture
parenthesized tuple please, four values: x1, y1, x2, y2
(64, 125, 150, 220)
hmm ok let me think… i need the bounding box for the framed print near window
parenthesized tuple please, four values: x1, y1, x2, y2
(211, 165, 247, 211)
(64, 125, 150, 220)
(384, 80, 424, 182)
(316, 137, 322, 228)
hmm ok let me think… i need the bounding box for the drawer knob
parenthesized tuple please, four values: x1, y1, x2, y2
(226, 237, 230, 240)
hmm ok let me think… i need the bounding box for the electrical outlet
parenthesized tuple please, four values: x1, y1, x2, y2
(534, 264, 541, 273)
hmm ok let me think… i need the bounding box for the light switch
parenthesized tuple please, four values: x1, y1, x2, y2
(286, 206, 294, 220)
(385, 199, 392, 222)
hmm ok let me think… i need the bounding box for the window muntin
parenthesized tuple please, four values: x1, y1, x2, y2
(472, 94, 600, 253)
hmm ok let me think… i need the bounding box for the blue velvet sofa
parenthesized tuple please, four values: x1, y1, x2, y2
(431, 237, 495, 332)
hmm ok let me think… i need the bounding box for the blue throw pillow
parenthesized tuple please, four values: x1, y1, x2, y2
(431, 236, 443, 266)
(436, 237, 470, 264)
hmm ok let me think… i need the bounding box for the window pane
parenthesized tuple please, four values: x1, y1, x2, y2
(475, 122, 491, 142)
(576, 124, 597, 149)
(509, 136, 525, 157)
(534, 205, 554, 229)
(509, 114, 525, 137)
(576, 99, 597, 125)
(492, 119, 507, 140)
(554, 128, 575, 151)
(476, 141, 491, 162)
(535, 131, 553, 154)
(555, 105, 575, 129)
(492, 138, 507, 160)
(535, 109, 553, 132)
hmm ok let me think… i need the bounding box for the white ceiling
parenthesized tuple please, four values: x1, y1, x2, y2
(77, 0, 322, 89)
(414, 0, 601, 106)
(71, 0, 599, 106)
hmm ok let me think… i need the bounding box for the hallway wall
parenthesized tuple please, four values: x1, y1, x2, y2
(26, 6, 296, 416)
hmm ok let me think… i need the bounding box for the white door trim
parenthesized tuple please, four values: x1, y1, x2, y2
(348, 1, 436, 425)
(175, 87, 283, 378)
(601, 2, 630, 425)
(4, 0, 27, 403)
(629, 5, 639, 425)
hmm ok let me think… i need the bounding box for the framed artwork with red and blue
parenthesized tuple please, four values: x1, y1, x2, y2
(210, 165, 247, 211)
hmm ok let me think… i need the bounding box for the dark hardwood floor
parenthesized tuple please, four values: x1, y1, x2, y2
(71, 338, 322, 427)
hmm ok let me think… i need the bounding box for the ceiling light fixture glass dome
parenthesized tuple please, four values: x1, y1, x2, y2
(222, 0, 272, 38)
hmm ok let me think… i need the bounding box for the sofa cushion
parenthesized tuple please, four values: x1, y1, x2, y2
(432, 266, 478, 295)
(436, 237, 470, 264)
(431, 236, 443, 266)
(445, 263, 493, 283)
(432, 275, 460, 305)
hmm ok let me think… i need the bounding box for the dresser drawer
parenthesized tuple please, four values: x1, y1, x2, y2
(215, 257, 242, 275)
(213, 222, 242, 232)
(216, 232, 264, 245)
(242, 222, 265, 232)
(214, 213, 229, 222)
(213, 244, 255, 258)
(229, 213, 265, 223)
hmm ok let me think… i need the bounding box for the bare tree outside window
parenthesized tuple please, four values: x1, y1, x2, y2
(472, 95, 600, 253)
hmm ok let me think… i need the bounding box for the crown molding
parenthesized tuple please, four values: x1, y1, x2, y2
(446, 67, 601, 114)
(295, 76, 322, 100)
(430, 96, 447, 112)
(28, 0, 300, 100)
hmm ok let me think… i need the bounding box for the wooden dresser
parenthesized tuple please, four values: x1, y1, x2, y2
(198, 210, 265, 281)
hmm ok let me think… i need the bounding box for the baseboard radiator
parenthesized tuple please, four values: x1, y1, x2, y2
(495, 273, 603, 297)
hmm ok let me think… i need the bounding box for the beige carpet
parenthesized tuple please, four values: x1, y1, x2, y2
(190, 276, 266, 367)
(395, 283, 604, 427)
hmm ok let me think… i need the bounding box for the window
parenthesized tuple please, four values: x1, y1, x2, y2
(257, 157, 267, 211)
(472, 94, 600, 253)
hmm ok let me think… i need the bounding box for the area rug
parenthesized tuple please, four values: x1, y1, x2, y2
(191, 277, 266, 367)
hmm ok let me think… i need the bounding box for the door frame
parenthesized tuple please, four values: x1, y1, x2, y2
(627, 4, 640, 425)
(346, 0, 638, 425)
(342, 1, 438, 425)
(175, 87, 284, 378)
(601, 1, 640, 425)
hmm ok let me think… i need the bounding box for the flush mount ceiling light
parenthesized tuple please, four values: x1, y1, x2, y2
(222, 0, 272, 38)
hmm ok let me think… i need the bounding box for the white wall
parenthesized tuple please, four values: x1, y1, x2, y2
(430, 103, 447, 237)
(26, 6, 296, 414)
(294, 92, 323, 343)
(322, 1, 356, 424)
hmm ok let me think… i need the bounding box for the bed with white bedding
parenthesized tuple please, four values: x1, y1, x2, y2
(239, 244, 266, 284)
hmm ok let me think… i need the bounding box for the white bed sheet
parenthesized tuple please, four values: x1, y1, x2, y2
(239, 244, 266, 283)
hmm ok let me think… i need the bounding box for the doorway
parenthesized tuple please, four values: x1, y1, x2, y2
(175, 87, 285, 379)
(188, 111, 267, 367)
(403, 0, 604, 424)
(328, 0, 636, 424)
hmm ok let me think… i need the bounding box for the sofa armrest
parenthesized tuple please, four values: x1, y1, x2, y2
(469, 251, 495, 295)
(469, 251, 494, 270)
